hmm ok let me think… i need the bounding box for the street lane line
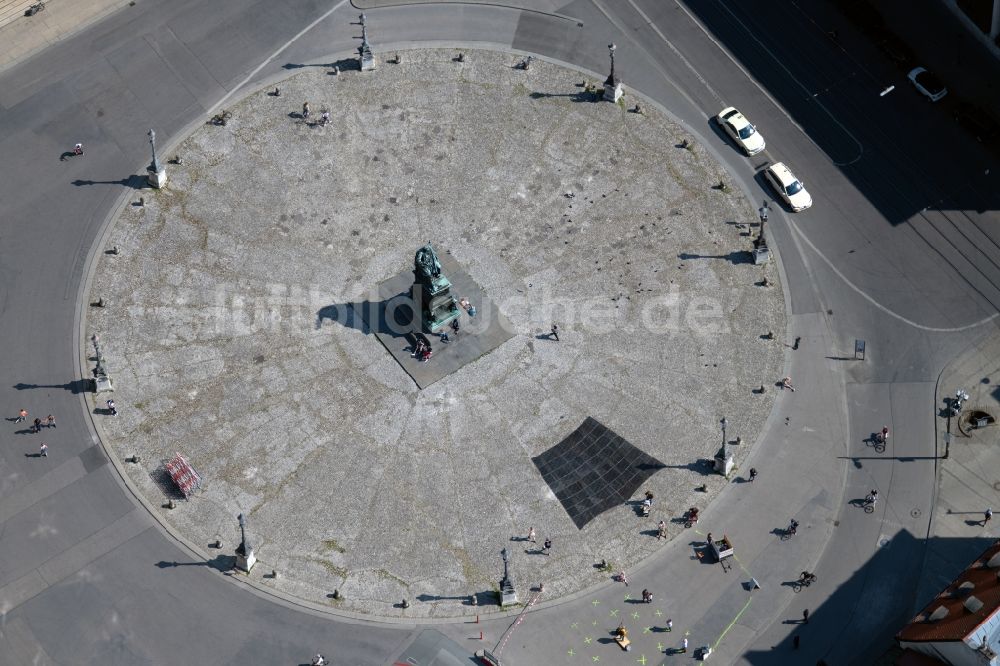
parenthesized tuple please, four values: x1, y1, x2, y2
(786, 215, 998, 332)
(671, 0, 863, 167)
(209, 0, 352, 116)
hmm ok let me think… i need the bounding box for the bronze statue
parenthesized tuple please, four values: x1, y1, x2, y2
(414, 244, 442, 281)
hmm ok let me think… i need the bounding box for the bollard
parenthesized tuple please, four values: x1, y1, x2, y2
(94, 297, 106, 308)
(214, 539, 222, 549)
(111, 245, 121, 255)
(166, 499, 175, 510)
(475, 614, 479, 624)
(127, 454, 140, 463)
(401, 599, 409, 608)
(332, 589, 340, 599)
(138, 197, 144, 207)
(271, 569, 278, 579)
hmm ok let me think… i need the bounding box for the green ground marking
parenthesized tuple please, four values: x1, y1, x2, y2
(636, 656, 647, 665)
(609, 609, 619, 617)
(712, 595, 754, 650)
(567, 648, 575, 656)
(631, 611, 641, 620)
(642, 626, 652, 634)
(583, 636, 593, 645)
(592, 599, 601, 606)
(654, 609, 664, 617)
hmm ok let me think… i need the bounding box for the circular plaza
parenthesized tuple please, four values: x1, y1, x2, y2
(84, 49, 785, 618)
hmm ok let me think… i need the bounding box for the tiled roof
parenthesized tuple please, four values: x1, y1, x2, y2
(897, 540, 1000, 643)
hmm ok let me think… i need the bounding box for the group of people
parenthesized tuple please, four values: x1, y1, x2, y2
(411, 339, 432, 362)
(15, 409, 55, 432)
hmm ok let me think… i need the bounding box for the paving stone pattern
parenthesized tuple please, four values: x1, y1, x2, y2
(86, 49, 785, 618)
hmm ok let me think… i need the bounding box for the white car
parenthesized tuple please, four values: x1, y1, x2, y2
(716, 107, 765, 155)
(764, 162, 812, 212)
(907, 67, 948, 102)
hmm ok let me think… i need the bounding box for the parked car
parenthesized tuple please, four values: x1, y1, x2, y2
(716, 107, 765, 155)
(763, 162, 812, 212)
(907, 67, 948, 102)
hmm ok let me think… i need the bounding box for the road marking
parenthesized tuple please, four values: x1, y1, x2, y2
(786, 216, 999, 332)
(209, 0, 352, 116)
(671, 0, 863, 166)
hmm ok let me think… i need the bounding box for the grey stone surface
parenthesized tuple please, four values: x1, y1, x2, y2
(85, 48, 785, 619)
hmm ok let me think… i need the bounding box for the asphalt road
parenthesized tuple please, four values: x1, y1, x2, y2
(1, 0, 998, 664)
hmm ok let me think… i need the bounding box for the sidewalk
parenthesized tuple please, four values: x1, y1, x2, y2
(919, 324, 1000, 607)
(0, 0, 129, 72)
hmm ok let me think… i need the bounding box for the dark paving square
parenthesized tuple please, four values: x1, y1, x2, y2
(359, 252, 514, 389)
(533, 417, 665, 529)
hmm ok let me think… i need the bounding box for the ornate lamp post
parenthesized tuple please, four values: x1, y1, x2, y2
(91, 334, 114, 392)
(147, 128, 167, 188)
(235, 512, 257, 572)
(358, 13, 375, 71)
(603, 42, 623, 102)
(499, 546, 517, 606)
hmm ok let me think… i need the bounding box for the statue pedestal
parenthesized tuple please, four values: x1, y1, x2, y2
(713, 452, 734, 477)
(604, 81, 623, 103)
(235, 545, 256, 573)
(752, 245, 770, 265)
(94, 374, 114, 393)
(500, 580, 518, 607)
(360, 45, 376, 71)
(147, 168, 167, 189)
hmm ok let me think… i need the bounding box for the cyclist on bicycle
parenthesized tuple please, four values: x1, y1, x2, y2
(800, 571, 816, 583)
(788, 519, 799, 536)
(865, 489, 878, 506)
(876, 426, 889, 444)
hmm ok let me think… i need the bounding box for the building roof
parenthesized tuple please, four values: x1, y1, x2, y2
(897, 540, 1000, 643)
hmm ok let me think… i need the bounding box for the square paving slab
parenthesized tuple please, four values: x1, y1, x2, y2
(362, 251, 514, 389)
(533, 417, 666, 529)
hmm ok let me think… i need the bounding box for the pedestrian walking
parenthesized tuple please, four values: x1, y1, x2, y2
(320, 110, 330, 125)
(527, 526, 536, 543)
(15, 408, 27, 423)
(39, 443, 48, 457)
(106, 399, 117, 416)
(749, 467, 758, 483)
(73, 143, 84, 156)
(793, 635, 800, 649)
(802, 608, 809, 624)
(302, 102, 310, 119)
(792, 336, 801, 350)
(32, 417, 42, 433)
(617, 570, 629, 586)
(542, 537, 552, 555)
(985, 508, 993, 526)
(641, 588, 652, 603)
(657, 520, 667, 540)
(46, 414, 55, 428)
(680, 637, 688, 653)
(781, 377, 796, 392)
(665, 618, 673, 632)
(550, 324, 559, 341)
(450, 318, 460, 334)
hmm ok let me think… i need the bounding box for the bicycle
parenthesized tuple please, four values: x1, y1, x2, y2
(24, 1, 45, 16)
(867, 434, 885, 453)
(793, 572, 817, 592)
(780, 519, 799, 540)
(862, 494, 877, 513)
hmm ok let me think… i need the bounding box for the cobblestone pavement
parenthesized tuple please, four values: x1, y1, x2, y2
(85, 49, 786, 619)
